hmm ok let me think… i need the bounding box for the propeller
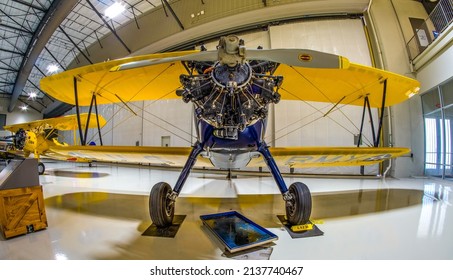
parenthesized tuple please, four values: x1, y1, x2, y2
(111, 35, 349, 72)
(246, 49, 350, 69)
(110, 51, 218, 71)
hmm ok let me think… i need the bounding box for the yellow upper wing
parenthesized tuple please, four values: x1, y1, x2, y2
(276, 62, 420, 107)
(40, 50, 199, 106)
(3, 113, 107, 132)
(40, 50, 419, 108)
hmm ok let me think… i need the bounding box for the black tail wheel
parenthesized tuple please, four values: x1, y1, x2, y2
(149, 182, 174, 228)
(38, 162, 45, 175)
(286, 182, 312, 225)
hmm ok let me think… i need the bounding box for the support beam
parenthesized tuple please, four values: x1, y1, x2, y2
(0, 66, 17, 72)
(58, 26, 93, 64)
(0, 9, 32, 33)
(162, 0, 185, 30)
(44, 47, 66, 71)
(85, 0, 131, 54)
(12, 0, 47, 12)
(0, 22, 32, 34)
(0, 47, 24, 56)
(27, 77, 55, 103)
(17, 99, 41, 113)
(8, 0, 79, 112)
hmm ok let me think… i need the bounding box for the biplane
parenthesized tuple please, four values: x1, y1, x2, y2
(32, 35, 419, 227)
(3, 113, 107, 174)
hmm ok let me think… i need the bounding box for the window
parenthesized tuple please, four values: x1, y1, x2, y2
(0, 114, 6, 130)
(423, 77, 453, 179)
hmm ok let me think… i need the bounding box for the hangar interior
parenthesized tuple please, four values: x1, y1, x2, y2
(0, 0, 452, 259)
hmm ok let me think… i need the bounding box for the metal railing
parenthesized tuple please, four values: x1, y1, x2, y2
(407, 0, 453, 61)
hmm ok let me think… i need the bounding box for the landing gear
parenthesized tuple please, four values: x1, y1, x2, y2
(149, 182, 175, 227)
(257, 142, 312, 225)
(148, 141, 312, 228)
(285, 182, 312, 225)
(149, 142, 203, 228)
(38, 162, 45, 175)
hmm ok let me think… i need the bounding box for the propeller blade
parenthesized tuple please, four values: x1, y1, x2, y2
(112, 48, 349, 71)
(246, 49, 350, 69)
(111, 51, 218, 71)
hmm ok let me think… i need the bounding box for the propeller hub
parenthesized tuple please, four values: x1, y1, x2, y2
(217, 35, 246, 67)
(211, 62, 252, 89)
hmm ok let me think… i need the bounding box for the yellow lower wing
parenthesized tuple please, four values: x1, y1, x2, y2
(49, 145, 409, 169)
(48, 145, 213, 167)
(259, 147, 410, 168)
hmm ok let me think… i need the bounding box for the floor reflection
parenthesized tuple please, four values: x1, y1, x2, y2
(47, 170, 110, 178)
(44, 188, 426, 224)
(312, 188, 425, 219)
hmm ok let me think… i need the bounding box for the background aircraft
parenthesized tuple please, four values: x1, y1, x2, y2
(3, 113, 106, 174)
(37, 35, 420, 228)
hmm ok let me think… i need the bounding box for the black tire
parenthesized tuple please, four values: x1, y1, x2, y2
(38, 162, 45, 175)
(149, 182, 174, 228)
(286, 182, 312, 225)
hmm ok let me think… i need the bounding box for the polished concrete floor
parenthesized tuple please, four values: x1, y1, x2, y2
(1, 160, 452, 260)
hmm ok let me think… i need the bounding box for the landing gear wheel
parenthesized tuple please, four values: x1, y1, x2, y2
(38, 162, 45, 175)
(286, 182, 312, 225)
(149, 182, 174, 228)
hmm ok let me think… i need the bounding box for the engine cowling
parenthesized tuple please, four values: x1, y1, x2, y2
(179, 61, 281, 140)
(13, 128, 27, 150)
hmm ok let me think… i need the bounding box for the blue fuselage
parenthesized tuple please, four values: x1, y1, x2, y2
(197, 119, 266, 169)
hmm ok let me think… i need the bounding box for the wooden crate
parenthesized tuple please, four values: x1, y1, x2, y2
(0, 186, 48, 239)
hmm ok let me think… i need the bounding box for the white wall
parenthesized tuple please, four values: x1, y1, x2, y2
(368, 0, 428, 177)
(0, 98, 43, 137)
(416, 36, 453, 92)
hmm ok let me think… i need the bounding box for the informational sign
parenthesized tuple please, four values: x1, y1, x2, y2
(417, 28, 429, 47)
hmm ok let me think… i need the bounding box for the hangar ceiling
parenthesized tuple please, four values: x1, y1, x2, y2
(0, 0, 371, 117)
(0, 0, 164, 114)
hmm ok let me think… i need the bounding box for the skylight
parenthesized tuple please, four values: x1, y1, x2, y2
(104, 2, 126, 19)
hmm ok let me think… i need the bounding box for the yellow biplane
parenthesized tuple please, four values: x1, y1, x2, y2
(3, 113, 106, 174)
(37, 35, 419, 228)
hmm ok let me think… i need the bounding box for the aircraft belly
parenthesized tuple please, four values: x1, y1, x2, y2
(205, 151, 259, 170)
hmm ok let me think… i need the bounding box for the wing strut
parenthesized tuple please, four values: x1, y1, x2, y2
(357, 79, 388, 148)
(73, 76, 104, 146)
(73, 77, 85, 145)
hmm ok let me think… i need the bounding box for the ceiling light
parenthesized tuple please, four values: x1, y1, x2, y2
(20, 105, 28, 111)
(29, 92, 37, 99)
(105, 2, 126, 19)
(46, 64, 59, 74)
